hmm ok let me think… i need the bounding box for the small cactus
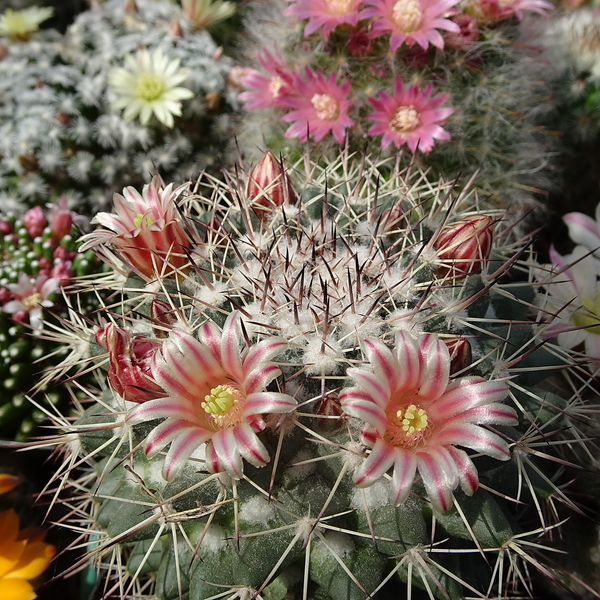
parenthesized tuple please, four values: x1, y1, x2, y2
(36, 150, 598, 599)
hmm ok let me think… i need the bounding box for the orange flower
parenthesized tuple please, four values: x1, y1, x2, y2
(0, 510, 55, 600)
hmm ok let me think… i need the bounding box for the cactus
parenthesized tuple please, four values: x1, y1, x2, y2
(234, 0, 556, 216)
(35, 150, 599, 599)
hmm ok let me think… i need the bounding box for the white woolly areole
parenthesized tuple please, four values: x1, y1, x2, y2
(287, 449, 316, 481)
(303, 335, 343, 374)
(194, 281, 228, 308)
(239, 495, 276, 525)
(201, 524, 227, 553)
(389, 307, 424, 334)
(350, 478, 390, 511)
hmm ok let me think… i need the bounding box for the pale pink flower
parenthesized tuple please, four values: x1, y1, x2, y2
(79, 176, 192, 281)
(362, 0, 460, 51)
(537, 245, 600, 360)
(284, 0, 364, 37)
(128, 312, 297, 480)
(281, 68, 354, 143)
(340, 332, 516, 512)
(239, 49, 296, 110)
(2, 273, 59, 331)
(563, 204, 600, 259)
(443, 13, 479, 49)
(367, 78, 453, 152)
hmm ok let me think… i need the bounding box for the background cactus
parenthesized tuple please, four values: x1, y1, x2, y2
(33, 150, 599, 599)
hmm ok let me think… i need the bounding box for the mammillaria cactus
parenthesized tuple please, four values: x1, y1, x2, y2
(236, 0, 556, 216)
(34, 150, 599, 599)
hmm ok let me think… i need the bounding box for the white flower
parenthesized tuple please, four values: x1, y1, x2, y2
(109, 48, 195, 128)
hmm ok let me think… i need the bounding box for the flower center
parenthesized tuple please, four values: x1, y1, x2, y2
(22, 292, 43, 309)
(391, 0, 423, 33)
(572, 294, 600, 335)
(269, 76, 286, 100)
(136, 73, 166, 102)
(326, 0, 354, 15)
(383, 401, 430, 447)
(201, 384, 244, 429)
(390, 105, 420, 134)
(134, 213, 154, 228)
(311, 94, 340, 121)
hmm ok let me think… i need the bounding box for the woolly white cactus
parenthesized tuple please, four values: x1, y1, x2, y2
(32, 150, 599, 599)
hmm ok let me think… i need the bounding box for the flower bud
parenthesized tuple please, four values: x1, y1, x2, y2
(444, 14, 479, 50)
(434, 215, 494, 278)
(49, 196, 75, 241)
(314, 392, 344, 431)
(151, 299, 179, 338)
(24, 206, 47, 239)
(442, 336, 473, 375)
(95, 324, 165, 403)
(246, 151, 298, 219)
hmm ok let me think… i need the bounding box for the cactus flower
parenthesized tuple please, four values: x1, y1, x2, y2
(2, 273, 59, 331)
(96, 324, 165, 403)
(434, 215, 494, 278)
(128, 312, 297, 480)
(79, 177, 193, 281)
(0, 509, 55, 600)
(563, 205, 600, 259)
(284, 0, 364, 37)
(341, 331, 516, 512)
(246, 151, 298, 218)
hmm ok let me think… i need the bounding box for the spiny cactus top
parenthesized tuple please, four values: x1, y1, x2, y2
(33, 151, 597, 600)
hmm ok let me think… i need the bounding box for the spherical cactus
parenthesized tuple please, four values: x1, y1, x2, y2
(36, 150, 597, 599)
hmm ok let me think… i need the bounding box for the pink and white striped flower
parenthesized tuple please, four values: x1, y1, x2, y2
(362, 0, 460, 51)
(340, 332, 516, 512)
(563, 204, 600, 259)
(79, 177, 192, 281)
(284, 0, 364, 37)
(128, 312, 297, 481)
(2, 273, 59, 331)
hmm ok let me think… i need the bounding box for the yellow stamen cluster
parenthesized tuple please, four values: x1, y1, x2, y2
(202, 385, 236, 415)
(390, 105, 420, 134)
(22, 292, 42, 310)
(572, 294, 600, 335)
(136, 73, 167, 102)
(391, 0, 423, 33)
(134, 213, 154, 228)
(398, 404, 429, 434)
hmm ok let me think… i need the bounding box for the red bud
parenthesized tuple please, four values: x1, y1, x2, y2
(443, 336, 473, 375)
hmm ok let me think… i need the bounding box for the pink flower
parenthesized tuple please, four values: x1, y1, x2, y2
(563, 204, 600, 259)
(96, 324, 166, 403)
(443, 13, 479, 49)
(128, 312, 297, 481)
(281, 68, 354, 144)
(361, 0, 460, 51)
(79, 176, 192, 281)
(367, 78, 453, 152)
(464, 0, 552, 24)
(340, 332, 516, 512)
(239, 49, 296, 110)
(2, 273, 59, 331)
(284, 0, 364, 37)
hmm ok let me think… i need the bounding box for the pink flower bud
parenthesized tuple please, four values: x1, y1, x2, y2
(0, 288, 11, 305)
(314, 392, 344, 431)
(51, 261, 74, 287)
(346, 27, 374, 58)
(53, 246, 70, 261)
(442, 336, 473, 375)
(49, 196, 74, 241)
(435, 215, 494, 278)
(246, 151, 297, 219)
(444, 14, 479, 50)
(150, 299, 179, 338)
(24, 207, 47, 239)
(0, 221, 12, 235)
(95, 324, 165, 403)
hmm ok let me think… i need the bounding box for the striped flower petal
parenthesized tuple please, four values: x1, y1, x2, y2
(391, 449, 418, 505)
(354, 439, 396, 488)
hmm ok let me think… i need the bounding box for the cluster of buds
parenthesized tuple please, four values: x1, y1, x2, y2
(33, 151, 596, 600)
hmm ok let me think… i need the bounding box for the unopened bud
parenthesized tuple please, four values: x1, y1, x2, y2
(380, 204, 407, 234)
(246, 151, 298, 220)
(169, 18, 183, 37)
(151, 299, 178, 338)
(314, 392, 344, 431)
(434, 215, 494, 278)
(24, 206, 47, 239)
(443, 336, 472, 375)
(124, 0, 138, 13)
(205, 91, 220, 110)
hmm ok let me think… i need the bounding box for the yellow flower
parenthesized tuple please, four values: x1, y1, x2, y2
(109, 48, 195, 128)
(0, 510, 55, 600)
(0, 7, 53, 41)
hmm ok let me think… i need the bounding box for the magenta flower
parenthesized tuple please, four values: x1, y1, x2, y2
(128, 312, 297, 481)
(361, 0, 460, 51)
(367, 77, 453, 152)
(2, 273, 59, 331)
(284, 0, 364, 37)
(281, 68, 354, 143)
(239, 48, 296, 110)
(79, 176, 192, 281)
(340, 332, 516, 512)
